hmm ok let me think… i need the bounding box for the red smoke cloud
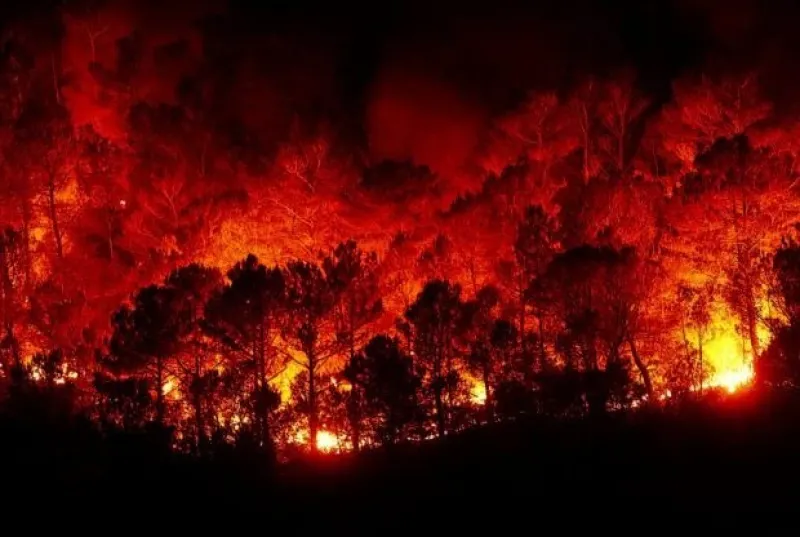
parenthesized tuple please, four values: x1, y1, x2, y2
(365, 69, 486, 179)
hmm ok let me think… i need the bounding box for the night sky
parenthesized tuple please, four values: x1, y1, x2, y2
(2, 0, 800, 172)
(3, 0, 795, 106)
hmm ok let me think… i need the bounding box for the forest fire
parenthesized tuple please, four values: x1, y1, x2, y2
(710, 364, 754, 394)
(3, 0, 800, 466)
(315, 431, 340, 453)
(470, 381, 488, 405)
(293, 428, 342, 453)
(703, 331, 756, 393)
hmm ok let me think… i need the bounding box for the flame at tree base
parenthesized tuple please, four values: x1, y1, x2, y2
(687, 305, 766, 395)
(315, 431, 339, 452)
(292, 428, 342, 453)
(706, 362, 754, 394)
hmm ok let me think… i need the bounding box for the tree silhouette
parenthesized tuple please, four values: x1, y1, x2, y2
(0, 228, 26, 370)
(678, 283, 714, 393)
(405, 280, 467, 437)
(759, 239, 800, 388)
(322, 240, 383, 450)
(75, 125, 127, 261)
(93, 371, 153, 431)
(537, 245, 648, 414)
(345, 335, 420, 445)
(324, 241, 383, 361)
(596, 71, 650, 176)
(105, 284, 184, 425)
(463, 286, 502, 421)
(204, 255, 284, 451)
(283, 260, 337, 452)
(13, 99, 76, 262)
(515, 204, 557, 364)
(163, 264, 223, 453)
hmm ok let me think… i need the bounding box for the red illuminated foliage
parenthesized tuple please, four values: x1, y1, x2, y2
(5, 2, 800, 460)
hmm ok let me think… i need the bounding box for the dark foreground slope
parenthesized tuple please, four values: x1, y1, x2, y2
(4, 390, 800, 521)
(282, 391, 800, 517)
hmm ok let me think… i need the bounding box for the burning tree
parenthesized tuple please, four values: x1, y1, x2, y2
(7, 0, 800, 462)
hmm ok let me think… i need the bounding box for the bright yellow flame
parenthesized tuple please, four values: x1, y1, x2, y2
(315, 430, 338, 452)
(707, 362, 754, 393)
(470, 382, 487, 405)
(697, 301, 766, 394)
(702, 330, 753, 392)
(462, 373, 487, 405)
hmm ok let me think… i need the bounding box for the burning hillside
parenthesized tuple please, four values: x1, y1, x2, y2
(1, 0, 800, 456)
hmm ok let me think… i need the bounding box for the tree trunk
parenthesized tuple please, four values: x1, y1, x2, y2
(746, 296, 760, 360)
(0, 252, 19, 369)
(538, 312, 547, 370)
(431, 332, 447, 437)
(193, 355, 206, 455)
(350, 424, 361, 452)
(482, 364, 493, 423)
(681, 319, 692, 367)
(434, 384, 446, 438)
(307, 352, 318, 453)
(698, 334, 704, 394)
(386, 409, 398, 446)
(20, 202, 32, 288)
(155, 356, 165, 425)
(348, 398, 361, 453)
(257, 322, 271, 449)
(47, 177, 63, 259)
(3, 324, 19, 369)
(734, 194, 760, 362)
(193, 390, 204, 453)
(627, 336, 653, 398)
(347, 319, 360, 452)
